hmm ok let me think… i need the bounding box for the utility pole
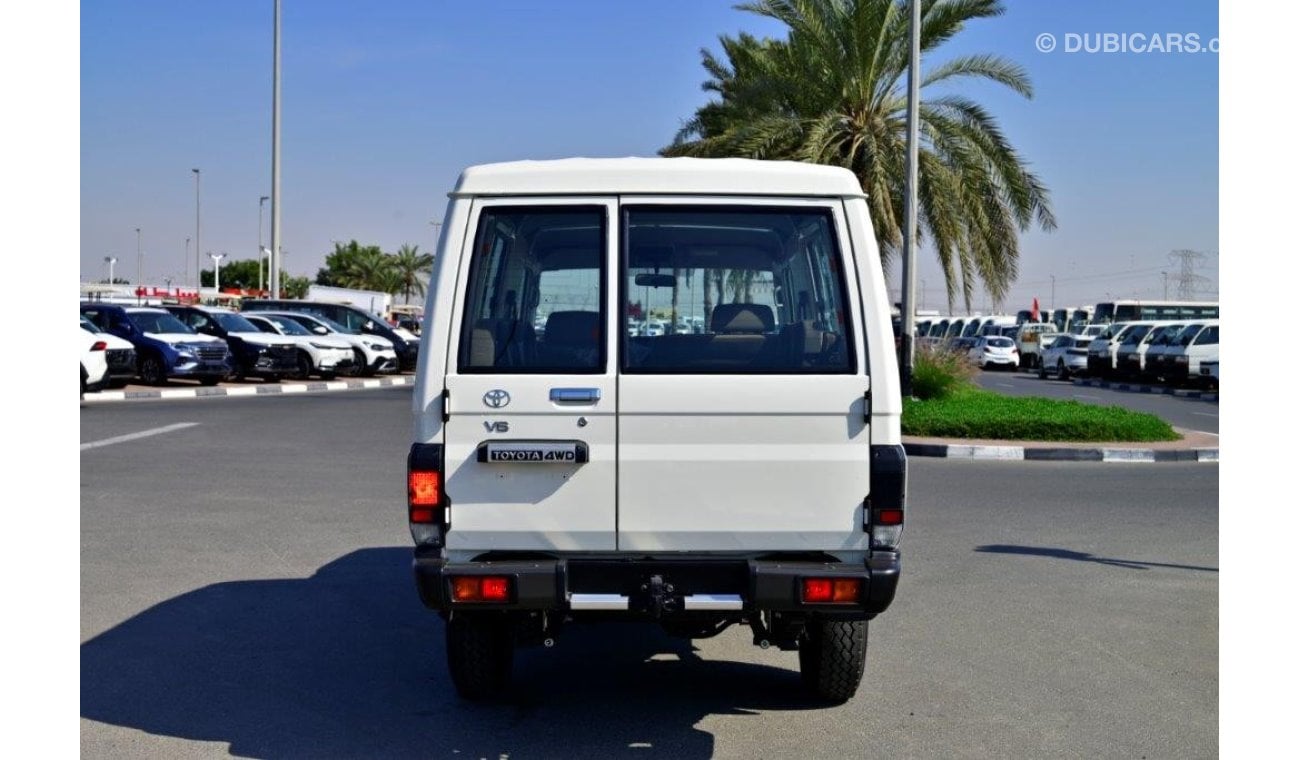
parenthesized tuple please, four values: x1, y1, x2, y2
(898, 0, 921, 396)
(192, 168, 201, 290)
(185, 237, 191, 290)
(135, 227, 143, 291)
(269, 0, 283, 298)
(259, 195, 269, 293)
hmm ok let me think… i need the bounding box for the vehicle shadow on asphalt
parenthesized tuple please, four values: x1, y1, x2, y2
(81, 547, 823, 759)
(974, 544, 1218, 572)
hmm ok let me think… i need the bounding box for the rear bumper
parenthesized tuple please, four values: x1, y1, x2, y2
(413, 551, 901, 619)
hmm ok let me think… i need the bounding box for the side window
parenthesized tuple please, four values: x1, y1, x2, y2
(458, 206, 606, 373)
(622, 206, 854, 374)
(1193, 326, 1218, 345)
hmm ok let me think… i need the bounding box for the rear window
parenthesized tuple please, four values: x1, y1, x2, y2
(621, 206, 854, 374)
(986, 337, 1014, 348)
(458, 206, 606, 373)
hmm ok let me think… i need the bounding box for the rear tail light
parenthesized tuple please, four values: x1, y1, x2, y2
(450, 575, 512, 603)
(408, 443, 447, 545)
(801, 578, 862, 604)
(91, 341, 108, 351)
(867, 445, 906, 549)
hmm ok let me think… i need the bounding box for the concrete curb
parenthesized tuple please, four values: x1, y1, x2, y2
(1071, 377, 1218, 402)
(81, 375, 416, 403)
(903, 441, 1219, 463)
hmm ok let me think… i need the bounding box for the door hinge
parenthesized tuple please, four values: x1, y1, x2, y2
(441, 388, 451, 423)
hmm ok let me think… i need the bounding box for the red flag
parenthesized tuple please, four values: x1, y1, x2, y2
(1031, 297, 1039, 322)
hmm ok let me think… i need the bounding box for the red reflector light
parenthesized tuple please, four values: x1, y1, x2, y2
(409, 508, 436, 524)
(91, 341, 108, 351)
(408, 471, 440, 506)
(450, 576, 511, 603)
(876, 508, 904, 526)
(803, 578, 832, 602)
(802, 578, 862, 604)
(481, 577, 510, 601)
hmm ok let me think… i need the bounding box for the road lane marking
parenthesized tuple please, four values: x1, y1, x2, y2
(1193, 412, 1218, 418)
(1073, 394, 1102, 400)
(996, 383, 1014, 388)
(80, 423, 199, 451)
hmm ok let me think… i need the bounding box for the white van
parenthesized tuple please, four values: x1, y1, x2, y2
(409, 158, 906, 703)
(1159, 321, 1219, 385)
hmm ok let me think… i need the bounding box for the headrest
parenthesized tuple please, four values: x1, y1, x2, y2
(544, 311, 600, 345)
(712, 303, 775, 334)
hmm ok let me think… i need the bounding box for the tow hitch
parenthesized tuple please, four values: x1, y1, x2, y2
(632, 574, 680, 618)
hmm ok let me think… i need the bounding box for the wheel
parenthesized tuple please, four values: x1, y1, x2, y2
(798, 618, 867, 704)
(199, 376, 221, 386)
(139, 354, 167, 386)
(80, 367, 87, 400)
(1057, 360, 1069, 381)
(1037, 364, 1047, 379)
(357, 349, 378, 377)
(446, 613, 514, 701)
(293, 351, 314, 380)
(983, 361, 992, 370)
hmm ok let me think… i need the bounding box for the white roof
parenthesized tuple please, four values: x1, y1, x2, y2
(450, 157, 867, 199)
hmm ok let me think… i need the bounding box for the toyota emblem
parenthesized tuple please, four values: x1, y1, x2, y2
(483, 389, 511, 409)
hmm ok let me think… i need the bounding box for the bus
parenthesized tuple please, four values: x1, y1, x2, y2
(1091, 300, 1218, 324)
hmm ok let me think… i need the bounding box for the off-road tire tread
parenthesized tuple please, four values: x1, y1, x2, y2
(799, 619, 867, 704)
(446, 614, 513, 701)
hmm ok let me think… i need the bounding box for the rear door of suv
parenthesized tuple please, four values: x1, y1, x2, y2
(442, 199, 620, 552)
(615, 199, 871, 552)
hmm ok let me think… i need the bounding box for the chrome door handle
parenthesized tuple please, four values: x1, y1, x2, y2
(550, 388, 601, 404)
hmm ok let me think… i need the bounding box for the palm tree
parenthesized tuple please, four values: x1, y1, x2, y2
(391, 244, 435, 303)
(662, 0, 1055, 311)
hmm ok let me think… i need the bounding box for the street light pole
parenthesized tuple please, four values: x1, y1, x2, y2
(269, 0, 282, 299)
(259, 195, 269, 293)
(209, 252, 227, 292)
(135, 227, 142, 290)
(192, 168, 201, 290)
(185, 237, 191, 289)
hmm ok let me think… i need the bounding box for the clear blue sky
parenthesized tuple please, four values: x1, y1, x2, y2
(77, 0, 1217, 312)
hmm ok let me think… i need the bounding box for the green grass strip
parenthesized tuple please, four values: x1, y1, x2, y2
(901, 388, 1181, 442)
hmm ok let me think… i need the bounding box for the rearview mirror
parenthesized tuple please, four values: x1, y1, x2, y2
(634, 273, 675, 288)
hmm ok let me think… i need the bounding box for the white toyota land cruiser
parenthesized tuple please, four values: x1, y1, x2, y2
(409, 158, 906, 703)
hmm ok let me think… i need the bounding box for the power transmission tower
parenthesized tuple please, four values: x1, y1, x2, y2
(1167, 249, 1214, 300)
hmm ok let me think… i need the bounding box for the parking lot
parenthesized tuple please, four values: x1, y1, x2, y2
(80, 388, 1218, 759)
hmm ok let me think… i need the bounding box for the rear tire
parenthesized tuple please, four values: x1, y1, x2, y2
(446, 614, 514, 701)
(199, 376, 221, 386)
(1058, 360, 1069, 381)
(798, 618, 867, 704)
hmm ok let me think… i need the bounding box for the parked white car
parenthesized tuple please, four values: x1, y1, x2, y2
(242, 313, 357, 380)
(1037, 334, 1091, 380)
(254, 311, 398, 376)
(967, 335, 1019, 370)
(80, 317, 137, 395)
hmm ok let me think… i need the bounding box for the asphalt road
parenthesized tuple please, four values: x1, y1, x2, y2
(81, 389, 1218, 759)
(973, 368, 1220, 435)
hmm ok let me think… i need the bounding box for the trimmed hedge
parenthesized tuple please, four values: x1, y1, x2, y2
(901, 387, 1181, 442)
